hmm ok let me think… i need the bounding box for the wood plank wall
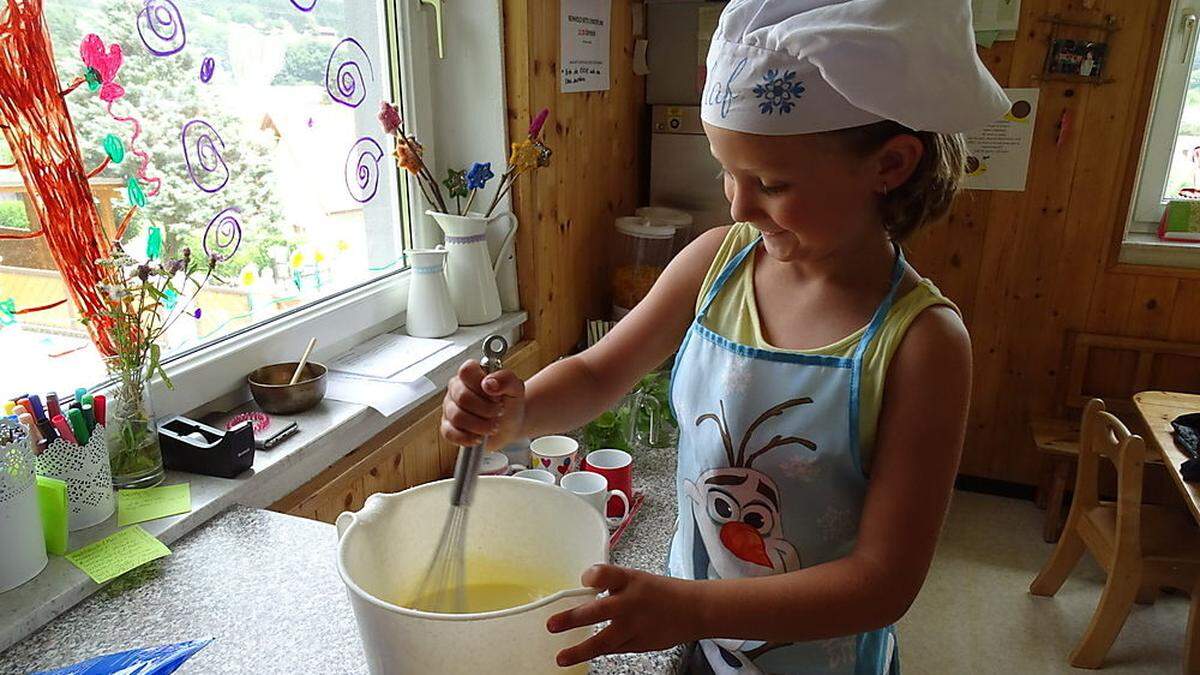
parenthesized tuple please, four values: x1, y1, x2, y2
(502, 0, 646, 362)
(906, 0, 1189, 485)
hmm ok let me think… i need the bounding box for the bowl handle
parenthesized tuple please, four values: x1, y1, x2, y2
(335, 490, 395, 539)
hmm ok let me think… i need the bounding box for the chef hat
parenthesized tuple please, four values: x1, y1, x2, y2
(701, 0, 1010, 135)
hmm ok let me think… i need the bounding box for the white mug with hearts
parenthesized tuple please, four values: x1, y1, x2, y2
(529, 435, 580, 485)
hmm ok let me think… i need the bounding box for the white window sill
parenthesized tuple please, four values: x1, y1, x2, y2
(0, 311, 525, 653)
(1119, 232, 1200, 269)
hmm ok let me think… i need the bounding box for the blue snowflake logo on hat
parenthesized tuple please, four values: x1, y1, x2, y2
(753, 70, 805, 115)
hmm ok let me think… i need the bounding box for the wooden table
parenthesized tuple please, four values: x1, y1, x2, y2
(1134, 391, 1200, 526)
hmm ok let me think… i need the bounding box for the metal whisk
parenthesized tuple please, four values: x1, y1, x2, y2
(411, 334, 509, 613)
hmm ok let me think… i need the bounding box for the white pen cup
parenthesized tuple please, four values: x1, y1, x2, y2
(511, 468, 556, 485)
(560, 471, 630, 528)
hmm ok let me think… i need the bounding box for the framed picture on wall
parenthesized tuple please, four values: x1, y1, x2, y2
(1048, 39, 1108, 78)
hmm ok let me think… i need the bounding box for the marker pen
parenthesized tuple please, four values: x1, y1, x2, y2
(93, 395, 107, 427)
(67, 409, 89, 446)
(52, 414, 76, 445)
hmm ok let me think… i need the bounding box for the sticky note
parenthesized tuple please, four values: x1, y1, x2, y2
(66, 526, 171, 584)
(36, 476, 68, 555)
(117, 483, 191, 526)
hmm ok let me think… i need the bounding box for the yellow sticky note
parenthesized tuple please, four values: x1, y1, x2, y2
(66, 526, 171, 584)
(117, 483, 191, 526)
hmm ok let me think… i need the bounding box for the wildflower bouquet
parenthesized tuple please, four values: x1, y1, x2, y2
(90, 246, 218, 486)
(378, 102, 552, 217)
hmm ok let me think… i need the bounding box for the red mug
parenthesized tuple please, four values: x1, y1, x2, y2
(583, 448, 632, 517)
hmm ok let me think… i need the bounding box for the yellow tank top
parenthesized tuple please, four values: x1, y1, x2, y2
(696, 222, 958, 460)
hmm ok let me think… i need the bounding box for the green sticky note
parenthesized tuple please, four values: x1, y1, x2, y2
(66, 526, 171, 585)
(117, 483, 191, 526)
(36, 476, 68, 555)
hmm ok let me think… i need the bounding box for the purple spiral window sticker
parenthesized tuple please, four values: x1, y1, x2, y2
(199, 57, 215, 83)
(137, 0, 187, 57)
(202, 207, 243, 262)
(345, 137, 384, 203)
(325, 38, 374, 109)
(290, 0, 318, 11)
(180, 119, 230, 194)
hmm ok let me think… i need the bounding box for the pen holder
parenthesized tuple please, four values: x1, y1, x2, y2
(35, 426, 116, 531)
(1, 435, 48, 592)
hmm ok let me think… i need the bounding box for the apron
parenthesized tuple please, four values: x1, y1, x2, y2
(668, 236, 903, 675)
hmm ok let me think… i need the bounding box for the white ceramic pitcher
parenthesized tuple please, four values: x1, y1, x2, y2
(404, 248, 458, 338)
(427, 211, 517, 326)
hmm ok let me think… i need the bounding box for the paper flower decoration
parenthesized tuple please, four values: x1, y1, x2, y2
(466, 162, 494, 190)
(528, 107, 549, 138)
(378, 101, 402, 135)
(443, 169, 469, 199)
(509, 140, 539, 174)
(393, 141, 423, 174)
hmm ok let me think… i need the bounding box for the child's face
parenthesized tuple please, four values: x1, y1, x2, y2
(705, 123, 895, 262)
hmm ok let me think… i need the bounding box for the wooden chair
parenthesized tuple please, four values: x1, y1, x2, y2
(1030, 399, 1200, 670)
(1032, 333, 1191, 542)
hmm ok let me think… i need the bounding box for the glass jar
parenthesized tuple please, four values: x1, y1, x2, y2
(104, 359, 164, 489)
(611, 216, 676, 318)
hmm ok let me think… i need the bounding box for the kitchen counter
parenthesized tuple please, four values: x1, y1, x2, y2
(0, 444, 683, 674)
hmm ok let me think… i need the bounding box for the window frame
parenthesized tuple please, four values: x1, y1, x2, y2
(1125, 1, 1200, 236)
(148, 0, 448, 415)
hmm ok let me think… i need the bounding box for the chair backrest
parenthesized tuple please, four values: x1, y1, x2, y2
(1063, 333, 1200, 419)
(1076, 398, 1149, 562)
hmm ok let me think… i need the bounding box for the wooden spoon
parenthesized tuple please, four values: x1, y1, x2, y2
(290, 338, 317, 385)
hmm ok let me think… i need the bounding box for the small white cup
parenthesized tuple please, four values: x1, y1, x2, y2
(529, 435, 580, 484)
(560, 471, 630, 528)
(512, 468, 556, 485)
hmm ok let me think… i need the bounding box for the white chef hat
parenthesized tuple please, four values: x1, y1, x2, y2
(701, 0, 1010, 135)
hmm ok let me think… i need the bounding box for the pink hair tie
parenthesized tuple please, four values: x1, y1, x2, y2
(227, 411, 270, 433)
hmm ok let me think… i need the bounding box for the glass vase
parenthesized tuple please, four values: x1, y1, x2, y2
(104, 363, 164, 489)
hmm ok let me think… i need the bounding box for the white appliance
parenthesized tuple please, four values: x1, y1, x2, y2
(649, 105, 731, 246)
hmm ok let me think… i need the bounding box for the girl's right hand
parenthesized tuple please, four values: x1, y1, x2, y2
(440, 359, 526, 450)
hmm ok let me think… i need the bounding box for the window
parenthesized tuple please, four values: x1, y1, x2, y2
(1, 0, 413, 399)
(1125, 2, 1200, 263)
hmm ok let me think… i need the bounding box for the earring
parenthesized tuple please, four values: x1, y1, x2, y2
(881, 183, 889, 197)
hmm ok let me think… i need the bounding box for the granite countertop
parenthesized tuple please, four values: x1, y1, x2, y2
(1, 444, 682, 674)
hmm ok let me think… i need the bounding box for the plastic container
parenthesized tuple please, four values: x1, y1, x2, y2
(612, 216, 675, 318)
(336, 476, 608, 674)
(635, 206, 693, 252)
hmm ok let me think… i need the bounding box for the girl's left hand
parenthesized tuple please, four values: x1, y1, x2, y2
(546, 564, 698, 667)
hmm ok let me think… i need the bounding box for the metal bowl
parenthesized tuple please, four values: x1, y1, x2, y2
(247, 361, 327, 415)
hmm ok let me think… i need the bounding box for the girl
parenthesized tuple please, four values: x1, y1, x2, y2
(441, 1, 1008, 672)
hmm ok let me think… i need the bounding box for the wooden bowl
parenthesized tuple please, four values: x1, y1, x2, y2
(247, 361, 327, 414)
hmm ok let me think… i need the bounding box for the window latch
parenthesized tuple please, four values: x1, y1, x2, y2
(419, 0, 446, 60)
(1183, 12, 1197, 64)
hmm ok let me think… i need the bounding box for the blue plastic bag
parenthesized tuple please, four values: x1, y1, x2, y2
(34, 638, 213, 675)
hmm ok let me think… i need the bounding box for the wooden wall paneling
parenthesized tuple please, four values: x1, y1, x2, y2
(1168, 280, 1200, 342)
(506, 1, 645, 363)
(908, 0, 1196, 484)
(1126, 276, 1180, 339)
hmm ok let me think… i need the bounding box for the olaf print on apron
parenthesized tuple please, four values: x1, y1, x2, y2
(685, 398, 814, 579)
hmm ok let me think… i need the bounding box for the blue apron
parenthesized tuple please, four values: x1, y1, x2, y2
(668, 236, 903, 675)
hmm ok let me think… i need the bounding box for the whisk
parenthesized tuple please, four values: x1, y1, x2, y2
(411, 334, 509, 613)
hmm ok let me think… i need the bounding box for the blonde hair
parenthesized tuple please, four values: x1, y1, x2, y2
(831, 121, 967, 241)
